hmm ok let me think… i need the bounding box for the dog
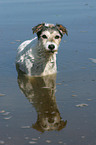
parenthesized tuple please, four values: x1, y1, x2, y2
(16, 23, 68, 76)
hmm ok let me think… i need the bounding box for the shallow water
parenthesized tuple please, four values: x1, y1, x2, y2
(0, 0, 96, 145)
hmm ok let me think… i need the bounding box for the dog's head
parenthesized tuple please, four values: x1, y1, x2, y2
(32, 23, 68, 53)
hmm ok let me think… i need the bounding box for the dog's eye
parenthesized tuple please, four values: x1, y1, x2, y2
(42, 35, 47, 39)
(55, 35, 60, 39)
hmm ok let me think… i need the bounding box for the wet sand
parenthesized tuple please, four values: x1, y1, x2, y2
(0, 0, 96, 145)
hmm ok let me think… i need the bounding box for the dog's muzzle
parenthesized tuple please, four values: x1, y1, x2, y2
(45, 42, 58, 53)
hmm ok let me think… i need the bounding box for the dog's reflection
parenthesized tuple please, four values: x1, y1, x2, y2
(17, 71, 67, 132)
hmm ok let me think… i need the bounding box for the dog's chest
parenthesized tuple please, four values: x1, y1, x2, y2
(42, 55, 57, 75)
(29, 53, 57, 76)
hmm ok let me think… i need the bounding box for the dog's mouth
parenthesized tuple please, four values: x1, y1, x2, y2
(47, 50, 57, 54)
(50, 51, 54, 53)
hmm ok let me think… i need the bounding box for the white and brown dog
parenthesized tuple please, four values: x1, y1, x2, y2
(16, 23, 68, 76)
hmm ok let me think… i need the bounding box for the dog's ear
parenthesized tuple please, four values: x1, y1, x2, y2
(56, 24, 68, 36)
(32, 23, 45, 34)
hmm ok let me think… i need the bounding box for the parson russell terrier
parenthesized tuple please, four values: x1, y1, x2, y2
(16, 23, 68, 76)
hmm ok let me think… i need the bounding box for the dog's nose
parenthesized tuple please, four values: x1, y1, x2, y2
(48, 44, 55, 50)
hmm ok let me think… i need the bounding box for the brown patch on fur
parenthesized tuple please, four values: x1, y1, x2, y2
(32, 23, 45, 34)
(56, 24, 68, 36)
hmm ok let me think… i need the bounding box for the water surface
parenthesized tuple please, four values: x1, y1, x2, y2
(0, 0, 96, 145)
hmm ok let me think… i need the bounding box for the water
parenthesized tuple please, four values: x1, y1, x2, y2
(0, 0, 96, 145)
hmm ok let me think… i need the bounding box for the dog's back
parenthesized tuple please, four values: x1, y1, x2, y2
(16, 37, 38, 75)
